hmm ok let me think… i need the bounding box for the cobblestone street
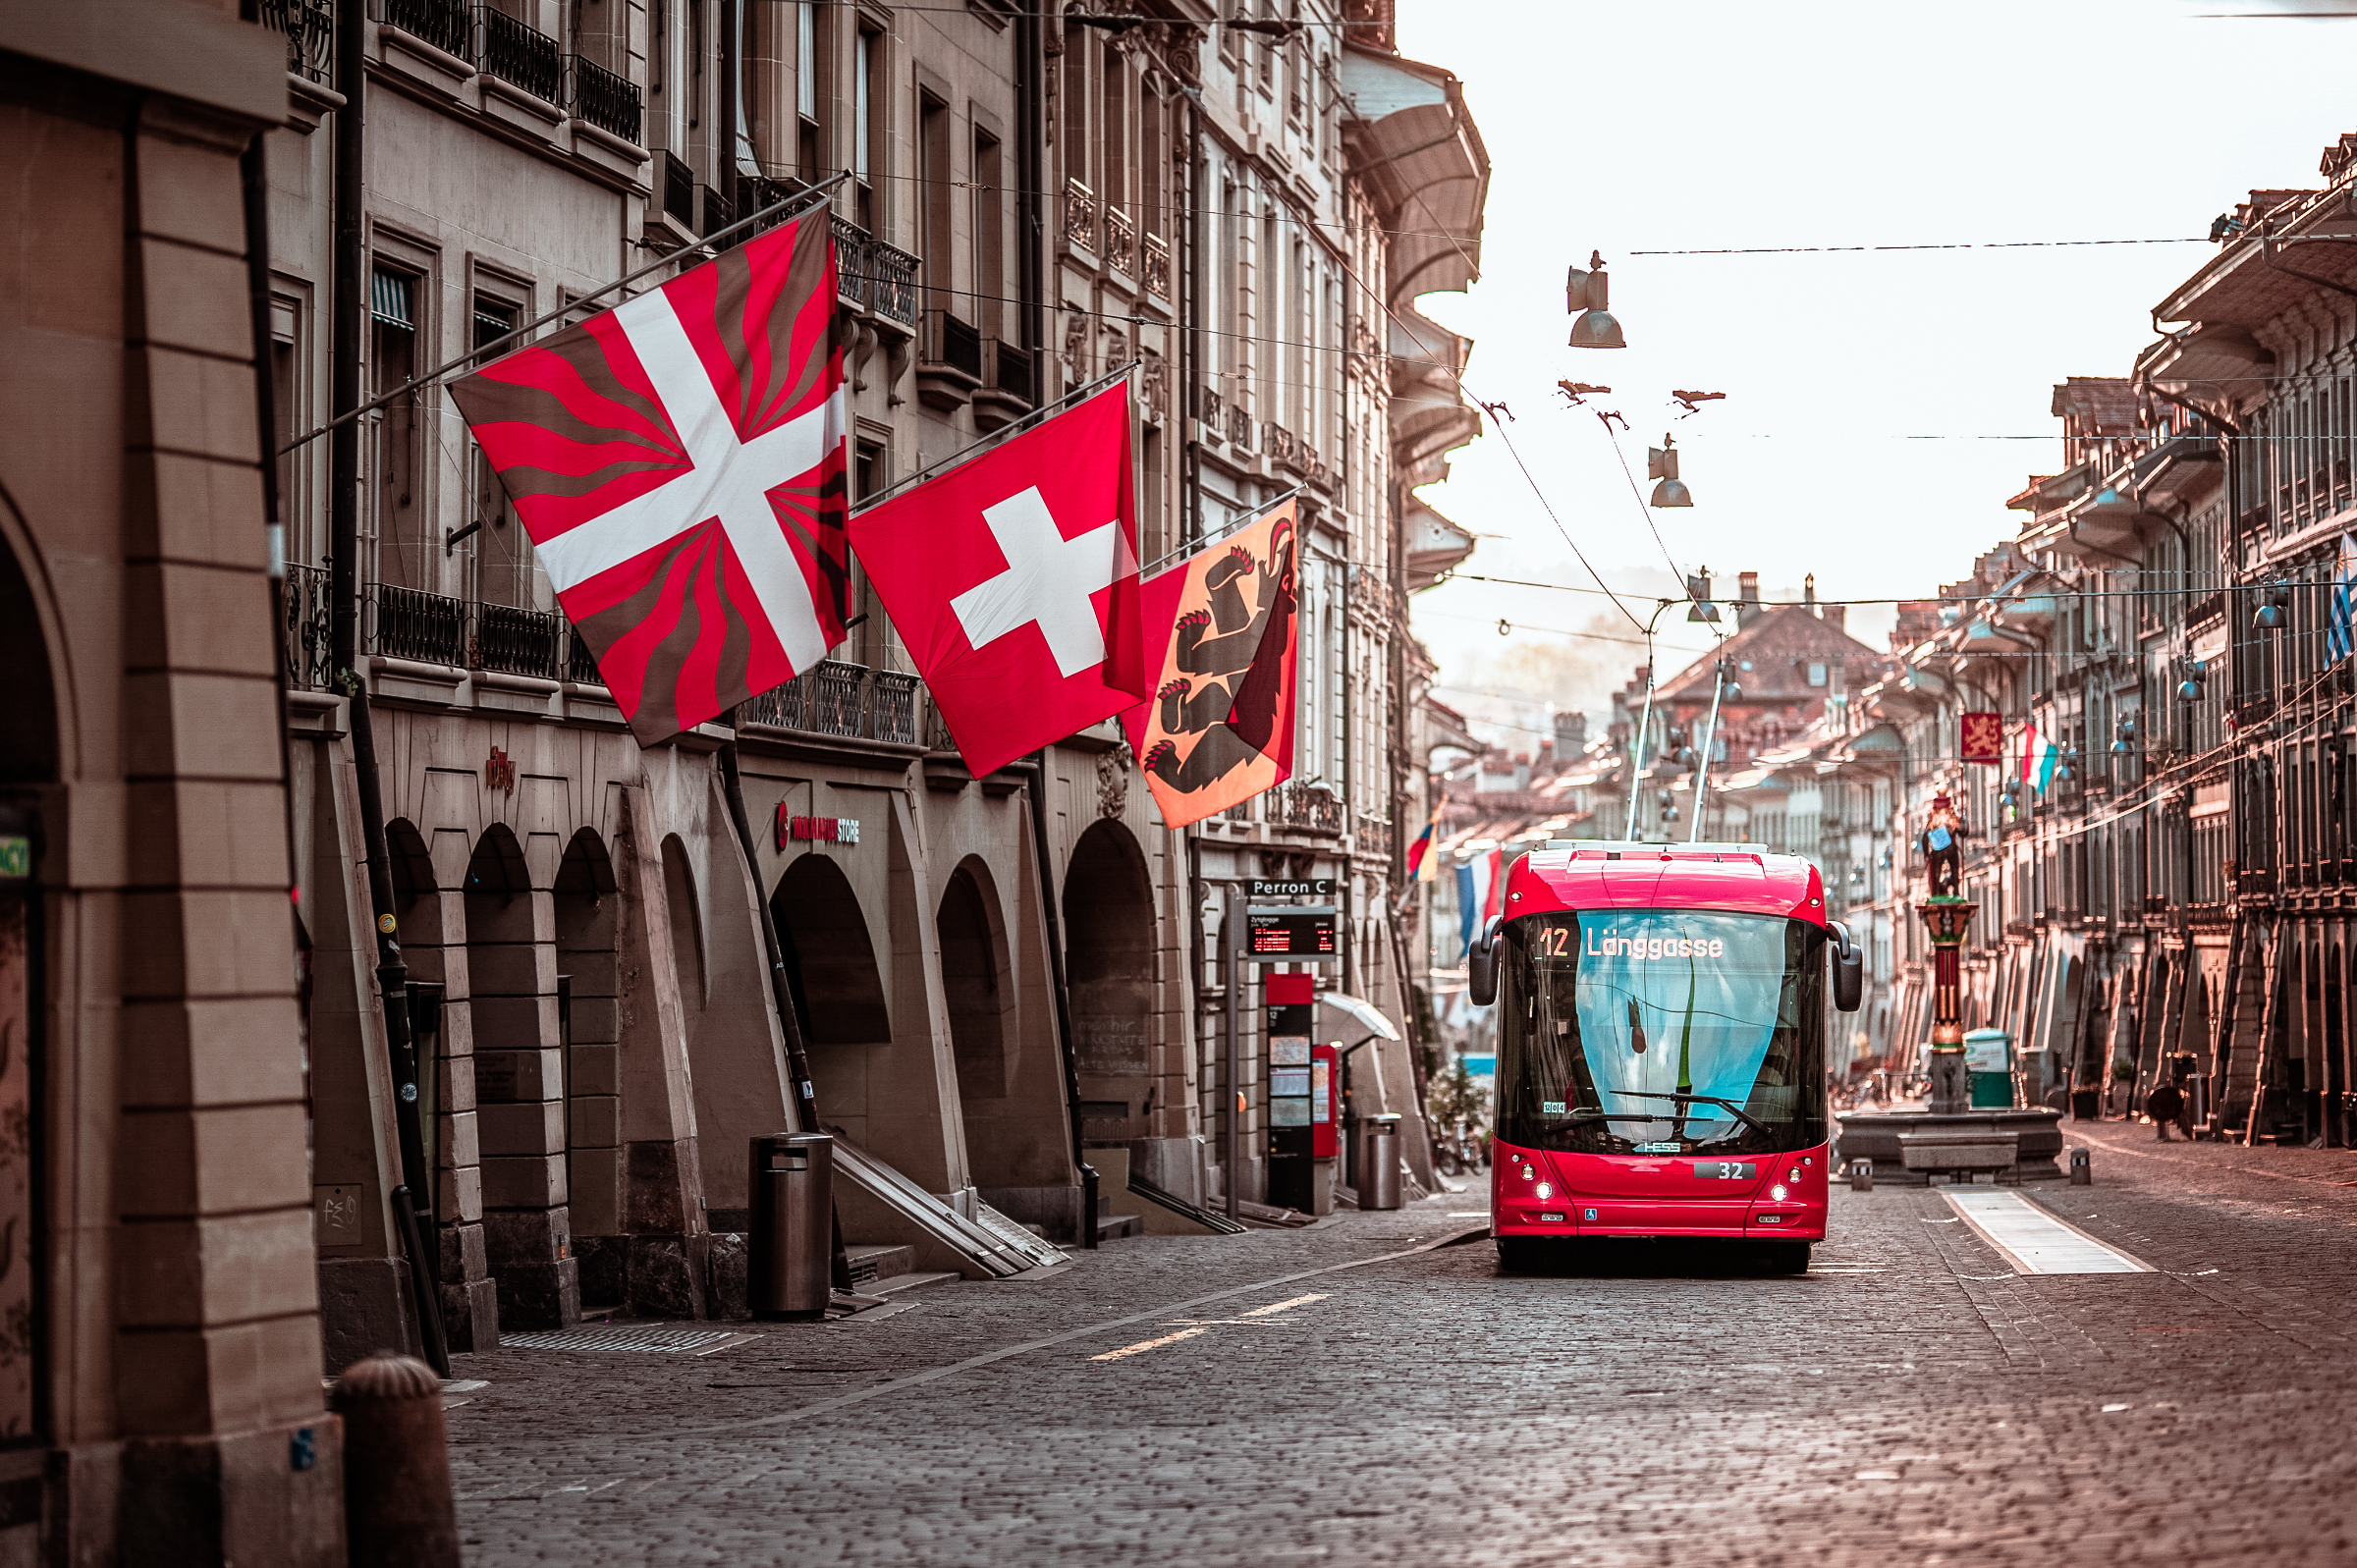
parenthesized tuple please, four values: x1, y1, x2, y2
(446, 1140, 2357, 1566)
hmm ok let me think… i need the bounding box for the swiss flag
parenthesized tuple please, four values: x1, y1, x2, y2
(849, 384, 1146, 776)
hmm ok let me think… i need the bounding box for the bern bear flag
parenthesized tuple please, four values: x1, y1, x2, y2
(447, 214, 850, 746)
(1119, 501, 1300, 829)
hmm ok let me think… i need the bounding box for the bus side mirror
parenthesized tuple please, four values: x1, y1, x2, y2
(1829, 920, 1862, 1013)
(1467, 917, 1504, 1006)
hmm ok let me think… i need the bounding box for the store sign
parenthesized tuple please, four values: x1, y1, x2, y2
(1250, 878, 1334, 898)
(485, 746, 517, 794)
(0, 838, 27, 880)
(1247, 905, 1337, 961)
(776, 808, 861, 848)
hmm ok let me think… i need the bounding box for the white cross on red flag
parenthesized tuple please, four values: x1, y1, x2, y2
(448, 215, 849, 745)
(848, 383, 1147, 777)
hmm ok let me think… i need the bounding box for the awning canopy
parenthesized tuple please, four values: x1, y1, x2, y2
(1319, 992, 1402, 1050)
(1340, 46, 1489, 310)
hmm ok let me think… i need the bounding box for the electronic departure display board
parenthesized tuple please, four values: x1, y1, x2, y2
(1247, 905, 1338, 961)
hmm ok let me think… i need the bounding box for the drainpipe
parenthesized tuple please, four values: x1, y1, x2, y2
(330, 0, 448, 1373)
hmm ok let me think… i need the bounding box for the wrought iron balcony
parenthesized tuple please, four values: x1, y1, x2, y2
(282, 564, 335, 691)
(370, 583, 469, 668)
(872, 672, 919, 746)
(740, 660, 875, 740)
(1143, 233, 1172, 300)
(1200, 385, 1226, 435)
(868, 241, 918, 324)
(1357, 813, 1394, 861)
(1062, 179, 1099, 252)
(566, 624, 603, 686)
(927, 310, 983, 380)
(1266, 782, 1344, 836)
(1228, 403, 1253, 451)
(258, 0, 334, 84)
(661, 151, 694, 228)
(991, 342, 1034, 406)
(832, 216, 872, 309)
(476, 6, 563, 103)
(384, 0, 470, 60)
(1104, 208, 1137, 275)
(567, 54, 641, 144)
(473, 602, 562, 679)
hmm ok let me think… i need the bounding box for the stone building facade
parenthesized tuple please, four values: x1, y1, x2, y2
(0, 3, 343, 1560)
(241, 0, 1491, 1372)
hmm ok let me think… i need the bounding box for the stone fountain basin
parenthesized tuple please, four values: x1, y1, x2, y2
(1835, 1108, 2066, 1184)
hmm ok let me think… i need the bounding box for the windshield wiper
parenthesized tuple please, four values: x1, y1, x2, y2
(1616, 1092, 1775, 1139)
(1544, 1109, 1662, 1122)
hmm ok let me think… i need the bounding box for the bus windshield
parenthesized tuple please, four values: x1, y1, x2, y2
(1496, 909, 1827, 1157)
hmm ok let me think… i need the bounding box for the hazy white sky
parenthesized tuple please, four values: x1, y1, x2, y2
(1391, 0, 2357, 749)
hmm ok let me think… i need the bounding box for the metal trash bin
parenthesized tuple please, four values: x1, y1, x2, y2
(1360, 1115, 1402, 1211)
(748, 1133, 833, 1321)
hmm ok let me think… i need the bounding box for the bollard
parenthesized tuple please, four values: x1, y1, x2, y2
(1849, 1159, 1874, 1193)
(2068, 1146, 2093, 1186)
(333, 1355, 461, 1568)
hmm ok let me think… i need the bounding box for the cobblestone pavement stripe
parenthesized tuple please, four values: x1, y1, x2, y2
(511, 1221, 1489, 1452)
(1942, 1189, 2152, 1272)
(1089, 1325, 1212, 1361)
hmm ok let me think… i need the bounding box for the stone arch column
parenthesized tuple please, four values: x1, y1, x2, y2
(465, 824, 577, 1330)
(554, 830, 622, 1312)
(386, 818, 497, 1353)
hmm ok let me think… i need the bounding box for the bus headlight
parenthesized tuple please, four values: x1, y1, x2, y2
(1535, 1182, 1554, 1200)
(1770, 1184, 1788, 1201)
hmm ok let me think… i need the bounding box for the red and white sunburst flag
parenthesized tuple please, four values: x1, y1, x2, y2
(447, 215, 849, 745)
(848, 382, 1147, 777)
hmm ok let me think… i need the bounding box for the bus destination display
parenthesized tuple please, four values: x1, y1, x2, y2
(1247, 906, 1338, 960)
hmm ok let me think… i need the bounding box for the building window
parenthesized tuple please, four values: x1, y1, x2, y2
(368, 268, 427, 591)
(854, 25, 879, 232)
(469, 292, 536, 609)
(973, 132, 1004, 343)
(797, 1, 824, 182)
(1807, 661, 1828, 687)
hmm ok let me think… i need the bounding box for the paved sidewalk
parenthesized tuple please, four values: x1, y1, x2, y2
(448, 1158, 2357, 1566)
(2063, 1115, 2357, 1187)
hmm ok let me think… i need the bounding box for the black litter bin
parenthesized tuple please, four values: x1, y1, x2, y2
(748, 1133, 833, 1320)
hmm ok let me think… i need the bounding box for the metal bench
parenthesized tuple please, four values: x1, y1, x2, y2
(1897, 1130, 2020, 1186)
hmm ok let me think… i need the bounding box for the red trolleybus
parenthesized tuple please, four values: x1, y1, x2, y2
(1467, 841, 1863, 1273)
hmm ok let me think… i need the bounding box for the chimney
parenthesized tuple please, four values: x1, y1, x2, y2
(1734, 572, 1760, 627)
(1803, 573, 1816, 609)
(1821, 603, 1846, 632)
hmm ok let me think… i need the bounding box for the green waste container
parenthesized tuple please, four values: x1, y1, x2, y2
(1963, 1028, 2014, 1108)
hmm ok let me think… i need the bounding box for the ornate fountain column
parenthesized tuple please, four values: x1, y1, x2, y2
(1918, 895, 1976, 1114)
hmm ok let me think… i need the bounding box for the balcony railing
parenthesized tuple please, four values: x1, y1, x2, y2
(282, 564, 335, 691)
(991, 341, 1034, 406)
(370, 583, 469, 668)
(1357, 813, 1394, 861)
(741, 660, 885, 740)
(1104, 208, 1137, 276)
(1267, 782, 1344, 836)
(927, 311, 983, 380)
(872, 672, 919, 746)
(567, 625, 604, 686)
(1062, 179, 1099, 252)
(477, 6, 563, 102)
(1228, 403, 1253, 451)
(1143, 233, 1172, 300)
(826, 216, 918, 325)
(567, 54, 641, 143)
(259, 0, 334, 84)
(384, 0, 471, 62)
(473, 602, 562, 679)
(661, 151, 694, 228)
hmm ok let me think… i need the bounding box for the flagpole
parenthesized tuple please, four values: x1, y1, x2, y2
(850, 357, 1142, 514)
(277, 172, 854, 458)
(1139, 482, 1307, 578)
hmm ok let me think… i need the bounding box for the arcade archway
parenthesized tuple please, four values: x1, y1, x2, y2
(1062, 820, 1156, 1142)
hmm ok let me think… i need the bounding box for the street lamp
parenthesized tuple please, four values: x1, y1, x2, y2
(1566, 250, 1625, 349)
(1649, 435, 1693, 507)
